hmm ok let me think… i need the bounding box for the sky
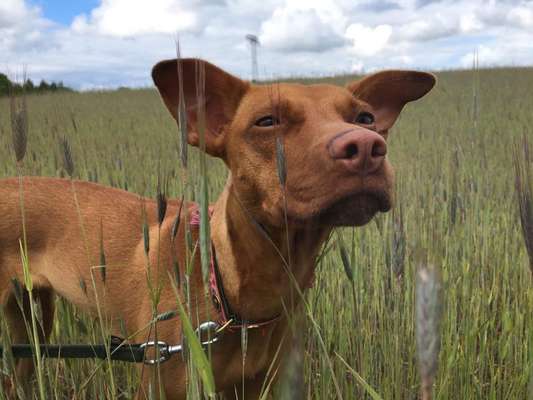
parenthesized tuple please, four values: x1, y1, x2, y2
(1, 0, 532, 89)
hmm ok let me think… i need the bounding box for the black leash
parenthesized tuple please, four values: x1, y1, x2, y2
(0, 321, 220, 364)
(0, 337, 145, 363)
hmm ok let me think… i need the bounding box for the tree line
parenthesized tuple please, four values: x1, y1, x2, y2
(0, 73, 73, 95)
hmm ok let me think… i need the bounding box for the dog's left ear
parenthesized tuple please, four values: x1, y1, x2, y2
(152, 58, 249, 158)
(347, 70, 436, 134)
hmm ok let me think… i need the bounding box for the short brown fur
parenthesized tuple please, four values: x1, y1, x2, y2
(0, 58, 435, 398)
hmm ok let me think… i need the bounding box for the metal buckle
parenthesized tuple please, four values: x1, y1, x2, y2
(197, 321, 220, 346)
(140, 321, 220, 365)
(139, 341, 171, 365)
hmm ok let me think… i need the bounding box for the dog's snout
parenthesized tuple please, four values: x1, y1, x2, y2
(328, 130, 387, 175)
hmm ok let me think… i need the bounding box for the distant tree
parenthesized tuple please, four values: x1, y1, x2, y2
(11, 82, 23, 94)
(23, 78, 35, 92)
(38, 79, 50, 91)
(0, 74, 73, 95)
(0, 73, 11, 95)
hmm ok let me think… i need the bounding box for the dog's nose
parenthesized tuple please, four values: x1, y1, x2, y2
(328, 130, 387, 174)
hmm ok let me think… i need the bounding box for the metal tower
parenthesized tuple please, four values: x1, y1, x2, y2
(245, 34, 259, 82)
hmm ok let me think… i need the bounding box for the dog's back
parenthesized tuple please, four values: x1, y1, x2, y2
(1, 177, 148, 308)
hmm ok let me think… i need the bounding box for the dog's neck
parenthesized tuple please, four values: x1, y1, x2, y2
(210, 178, 331, 321)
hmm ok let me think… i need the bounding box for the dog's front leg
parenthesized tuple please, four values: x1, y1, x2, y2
(2, 286, 55, 397)
(221, 369, 270, 400)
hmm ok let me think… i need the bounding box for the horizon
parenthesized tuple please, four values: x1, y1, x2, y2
(4, 63, 533, 93)
(5, 64, 533, 93)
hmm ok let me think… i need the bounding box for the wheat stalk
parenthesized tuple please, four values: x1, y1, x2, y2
(416, 265, 443, 400)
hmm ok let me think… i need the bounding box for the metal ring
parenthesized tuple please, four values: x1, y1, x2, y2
(197, 321, 220, 346)
(139, 341, 170, 365)
(140, 322, 220, 365)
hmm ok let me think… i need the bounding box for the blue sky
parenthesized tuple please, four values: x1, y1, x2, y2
(32, 0, 98, 25)
(1, 0, 532, 89)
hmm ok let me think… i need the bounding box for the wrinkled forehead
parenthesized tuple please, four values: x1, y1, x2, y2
(236, 82, 358, 119)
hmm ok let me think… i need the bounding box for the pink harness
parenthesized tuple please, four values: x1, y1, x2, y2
(188, 205, 280, 331)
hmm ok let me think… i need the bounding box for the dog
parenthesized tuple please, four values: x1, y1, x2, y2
(0, 58, 435, 398)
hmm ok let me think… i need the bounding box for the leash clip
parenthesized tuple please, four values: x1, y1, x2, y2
(140, 321, 220, 365)
(139, 341, 172, 365)
(196, 321, 220, 346)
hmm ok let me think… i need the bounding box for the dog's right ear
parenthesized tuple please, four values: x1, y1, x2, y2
(347, 70, 435, 135)
(152, 58, 249, 158)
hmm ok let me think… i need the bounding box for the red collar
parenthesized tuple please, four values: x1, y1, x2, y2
(189, 205, 281, 332)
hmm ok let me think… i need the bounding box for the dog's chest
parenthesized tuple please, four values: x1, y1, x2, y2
(211, 324, 282, 384)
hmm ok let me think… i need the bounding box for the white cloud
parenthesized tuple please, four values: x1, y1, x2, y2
(397, 7, 484, 42)
(0, 0, 39, 27)
(260, 9, 344, 52)
(460, 30, 533, 68)
(459, 14, 483, 33)
(345, 24, 392, 57)
(259, 0, 348, 52)
(0, 0, 532, 89)
(0, 0, 52, 53)
(351, 61, 364, 73)
(460, 45, 502, 67)
(71, 0, 198, 37)
(409, 21, 453, 41)
(508, 5, 533, 28)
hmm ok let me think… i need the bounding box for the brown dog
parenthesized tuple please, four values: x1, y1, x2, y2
(0, 58, 435, 398)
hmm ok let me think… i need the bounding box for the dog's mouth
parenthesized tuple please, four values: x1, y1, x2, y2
(316, 190, 392, 227)
(286, 189, 392, 228)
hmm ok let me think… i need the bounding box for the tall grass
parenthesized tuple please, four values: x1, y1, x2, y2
(0, 66, 532, 398)
(9, 89, 47, 400)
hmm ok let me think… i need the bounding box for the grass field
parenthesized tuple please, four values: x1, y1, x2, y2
(0, 66, 532, 399)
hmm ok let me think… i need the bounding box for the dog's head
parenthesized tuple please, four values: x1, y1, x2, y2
(153, 58, 435, 228)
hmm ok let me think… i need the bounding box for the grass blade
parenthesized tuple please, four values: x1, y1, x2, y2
(173, 288, 216, 397)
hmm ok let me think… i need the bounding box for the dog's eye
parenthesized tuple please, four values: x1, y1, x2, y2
(255, 115, 280, 127)
(355, 112, 375, 125)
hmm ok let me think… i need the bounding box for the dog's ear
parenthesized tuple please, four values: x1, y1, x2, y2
(347, 70, 435, 134)
(152, 58, 249, 158)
